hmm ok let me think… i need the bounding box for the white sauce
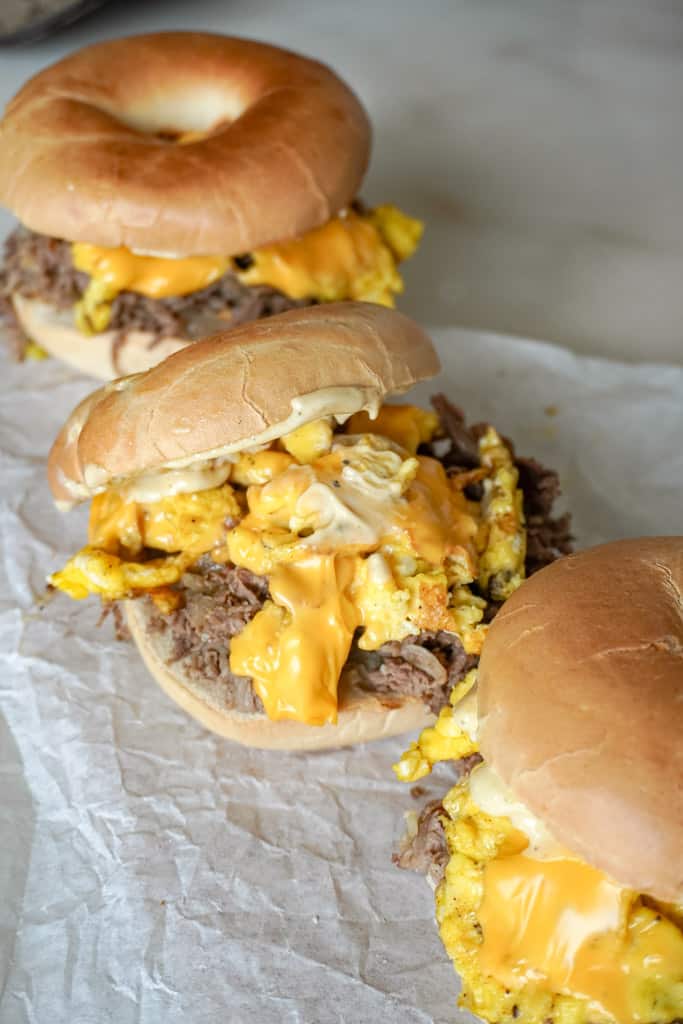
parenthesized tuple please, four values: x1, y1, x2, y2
(162, 386, 381, 468)
(365, 552, 393, 585)
(451, 688, 479, 741)
(121, 462, 232, 502)
(291, 437, 414, 551)
(292, 481, 380, 549)
(64, 387, 387, 510)
(468, 764, 566, 859)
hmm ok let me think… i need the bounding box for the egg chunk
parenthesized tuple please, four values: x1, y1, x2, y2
(50, 484, 241, 600)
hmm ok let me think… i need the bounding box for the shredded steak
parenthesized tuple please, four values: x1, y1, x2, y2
(0, 229, 85, 309)
(352, 631, 477, 714)
(394, 800, 449, 884)
(0, 227, 314, 359)
(394, 753, 483, 883)
(430, 393, 480, 469)
(97, 601, 131, 642)
(516, 457, 573, 573)
(146, 560, 269, 715)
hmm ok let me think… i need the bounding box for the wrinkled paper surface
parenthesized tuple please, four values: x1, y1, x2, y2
(0, 330, 681, 1024)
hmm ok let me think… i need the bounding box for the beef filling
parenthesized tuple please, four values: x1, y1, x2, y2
(393, 755, 483, 885)
(146, 560, 269, 715)
(516, 456, 573, 573)
(393, 800, 449, 885)
(350, 631, 478, 714)
(0, 227, 314, 360)
(0, 230, 87, 358)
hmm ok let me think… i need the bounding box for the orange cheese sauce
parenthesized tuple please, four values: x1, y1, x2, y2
(393, 456, 479, 569)
(346, 404, 439, 455)
(72, 244, 230, 300)
(237, 212, 403, 305)
(229, 555, 359, 724)
(481, 856, 630, 1018)
(478, 853, 683, 1023)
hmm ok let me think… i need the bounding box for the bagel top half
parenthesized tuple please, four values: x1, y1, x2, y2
(0, 32, 371, 255)
(47, 302, 440, 507)
(478, 535, 683, 902)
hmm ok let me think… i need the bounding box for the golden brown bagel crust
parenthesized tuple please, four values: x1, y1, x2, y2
(47, 302, 440, 505)
(0, 32, 370, 255)
(126, 600, 433, 750)
(478, 537, 683, 902)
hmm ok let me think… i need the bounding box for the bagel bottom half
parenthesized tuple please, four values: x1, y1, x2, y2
(125, 600, 434, 751)
(12, 294, 189, 379)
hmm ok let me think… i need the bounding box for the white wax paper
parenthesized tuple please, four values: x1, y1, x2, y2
(0, 330, 681, 1024)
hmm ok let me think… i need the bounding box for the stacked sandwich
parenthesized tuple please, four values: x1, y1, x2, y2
(0, 33, 421, 378)
(44, 301, 570, 750)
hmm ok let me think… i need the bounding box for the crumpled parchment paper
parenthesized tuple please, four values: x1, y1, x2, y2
(0, 329, 681, 1024)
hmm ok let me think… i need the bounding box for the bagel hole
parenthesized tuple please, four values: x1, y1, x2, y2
(116, 90, 244, 142)
(154, 124, 229, 145)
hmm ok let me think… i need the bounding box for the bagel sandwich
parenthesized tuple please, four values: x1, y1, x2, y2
(0, 32, 422, 378)
(46, 302, 571, 750)
(394, 537, 683, 1024)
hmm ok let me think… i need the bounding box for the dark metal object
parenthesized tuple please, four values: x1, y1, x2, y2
(0, 0, 109, 44)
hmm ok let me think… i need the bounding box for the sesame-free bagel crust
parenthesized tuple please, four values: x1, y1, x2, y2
(47, 302, 440, 505)
(0, 32, 371, 255)
(478, 537, 683, 902)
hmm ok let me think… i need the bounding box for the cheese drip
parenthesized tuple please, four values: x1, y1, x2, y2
(73, 246, 231, 333)
(230, 555, 358, 724)
(433, 773, 683, 1024)
(479, 854, 683, 1024)
(71, 205, 422, 334)
(237, 206, 422, 305)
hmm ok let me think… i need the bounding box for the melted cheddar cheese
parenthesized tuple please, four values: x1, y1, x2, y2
(73, 246, 231, 333)
(50, 404, 528, 727)
(72, 205, 422, 334)
(434, 778, 683, 1024)
(230, 555, 358, 724)
(237, 207, 421, 306)
(346, 404, 440, 455)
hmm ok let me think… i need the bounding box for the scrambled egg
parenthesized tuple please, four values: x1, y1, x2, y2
(49, 547, 194, 601)
(393, 670, 479, 782)
(72, 205, 423, 334)
(51, 404, 527, 725)
(477, 428, 526, 601)
(434, 781, 683, 1024)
